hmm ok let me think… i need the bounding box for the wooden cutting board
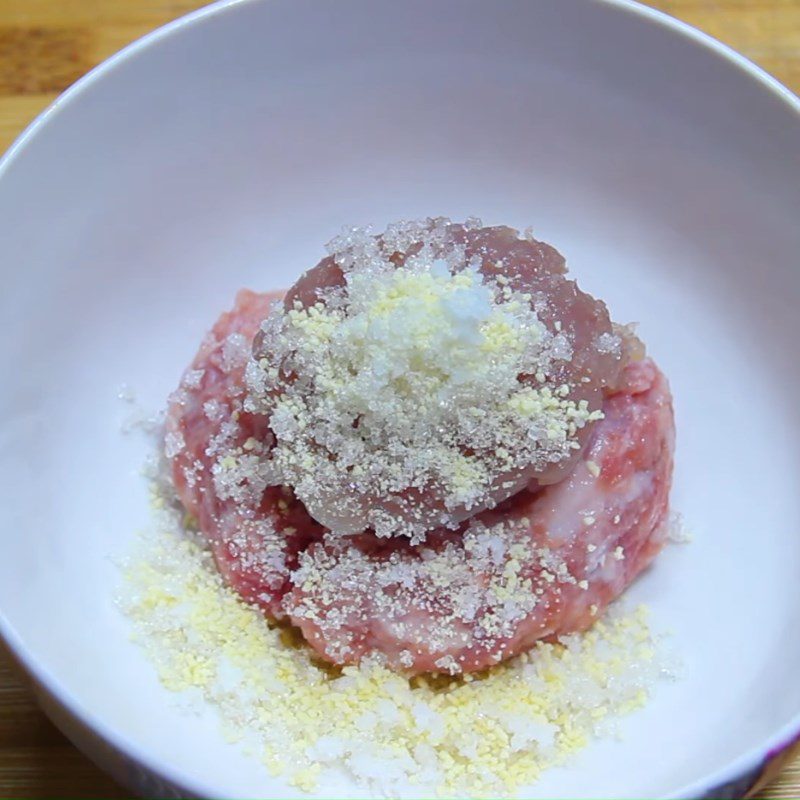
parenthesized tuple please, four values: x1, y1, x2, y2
(0, 1, 798, 797)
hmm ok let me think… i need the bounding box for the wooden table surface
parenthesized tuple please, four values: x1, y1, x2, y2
(0, 0, 798, 798)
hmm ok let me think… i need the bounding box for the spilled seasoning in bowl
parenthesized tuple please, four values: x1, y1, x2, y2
(120, 478, 677, 798)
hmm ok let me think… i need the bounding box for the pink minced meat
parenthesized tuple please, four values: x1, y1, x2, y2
(166, 289, 674, 674)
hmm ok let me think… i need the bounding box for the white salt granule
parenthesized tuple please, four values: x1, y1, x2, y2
(595, 332, 622, 355)
(200, 400, 221, 423)
(118, 384, 164, 435)
(164, 431, 185, 459)
(222, 333, 249, 371)
(667, 512, 693, 543)
(117, 383, 136, 403)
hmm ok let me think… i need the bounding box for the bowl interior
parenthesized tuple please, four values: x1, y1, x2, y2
(0, 0, 799, 797)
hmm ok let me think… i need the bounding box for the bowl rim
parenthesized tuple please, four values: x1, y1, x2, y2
(0, 1, 798, 797)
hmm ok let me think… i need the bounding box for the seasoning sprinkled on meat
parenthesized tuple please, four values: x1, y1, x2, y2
(246, 219, 627, 541)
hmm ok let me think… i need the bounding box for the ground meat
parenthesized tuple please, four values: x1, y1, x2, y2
(285, 357, 674, 673)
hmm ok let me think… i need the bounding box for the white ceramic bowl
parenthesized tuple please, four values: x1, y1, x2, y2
(1, 0, 799, 797)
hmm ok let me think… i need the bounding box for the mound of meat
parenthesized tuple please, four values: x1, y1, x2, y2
(165, 221, 675, 674)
